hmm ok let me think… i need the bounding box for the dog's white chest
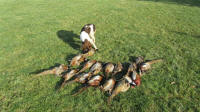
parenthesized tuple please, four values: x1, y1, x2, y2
(80, 31, 90, 42)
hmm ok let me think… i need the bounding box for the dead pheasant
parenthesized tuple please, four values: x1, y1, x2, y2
(89, 62, 102, 75)
(62, 69, 79, 82)
(60, 72, 93, 89)
(87, 75, 104, 86)
(108, 79, 130, 103)
(77, 60, 97, 74)
(59, 69, 79, 89)
(125, 63, 141, 87)
(131, 74, 141, 88)
(127, 62, 137, 73)
(75, 72, 93, 84)
(70, 54, 86, 67)
(125, 70, 141, 88)
(104, 62, 115, 78)
(112, 62, 123, 75)
(135, 56, 144, 65)
(140, 59, 163, 72)
(101, 78, 116, 94)
(72, 75, 104, 96)
(34, 64, 68, 77)
(124, 74, 136, 86)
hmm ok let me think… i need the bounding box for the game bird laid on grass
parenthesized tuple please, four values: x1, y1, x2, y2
(34, 64, 68, 77)
(108, 79, 130, 103)
(140, 59, 163, 72)
(112, 62, 123, 75)
(72, 75, 104, 96)
(77, 60, 97, 74)
(70, 54, 86, 67)
(101, 78, 116, 94)
(88, 62, 102, 75)
(104, 62, 115, 78)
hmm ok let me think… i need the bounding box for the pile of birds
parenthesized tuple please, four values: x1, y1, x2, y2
(35, 49, 162, 103)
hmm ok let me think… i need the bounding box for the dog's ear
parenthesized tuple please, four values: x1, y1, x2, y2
(81, 26, 85, 33)
(85, 26, 91, 34)
(93, 24, 96, 32)
(81, 25, 91, 34)
(84, 26, 91, 34)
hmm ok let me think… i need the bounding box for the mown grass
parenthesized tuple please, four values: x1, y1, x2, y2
(0, 0, 200, 111)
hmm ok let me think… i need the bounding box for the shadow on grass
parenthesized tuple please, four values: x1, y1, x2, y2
(57, 30, 80, 50)
(54, 72, 80, 91)
(65, 53, 78, 62)
(138, 0, 200, 7)
(70, 84, 88, 95)
(55, 78, 65, 90)
(170, 31, 200, 39)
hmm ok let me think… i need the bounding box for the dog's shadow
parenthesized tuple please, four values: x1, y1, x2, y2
(57, 30, 80, 50)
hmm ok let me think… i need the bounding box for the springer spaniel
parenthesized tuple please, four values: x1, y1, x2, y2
(80, 24, 98, 53)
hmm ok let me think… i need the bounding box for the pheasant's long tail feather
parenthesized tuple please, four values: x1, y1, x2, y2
(107, 94, 116, 104)
(59, 80, 75, 90)
(77, 67, 87, 74)
(72, 86, 89, 96)
(148, 59, 163, 65)
(33, 70, 54, 77)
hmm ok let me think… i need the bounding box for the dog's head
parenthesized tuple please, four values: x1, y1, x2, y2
(81, 24, 96, 34)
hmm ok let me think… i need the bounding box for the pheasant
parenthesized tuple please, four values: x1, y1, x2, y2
(88, 62, 102, 75)
(72, 75, 104, 96)
(70, 54, 86, 67)
(132, 74, 141, 88)
(34, 64, 68, 77)
(62, 69, 79, 82)
(75, 72, 93, 83)
(127, 62, 137, 73)
(135, 56, 144, 65)
(87, 75, 104, 86)
(124, 74, 136, 87)
(104, 62, 115, 78)
(60, 72, 93, 89)
(108, 79, 130, 103)
(59, 69, 79, 89)
(125, 63, 141, 88)
(101, 78, 116, 94)
(77, 60, 97, 74)
(125, 71, 141, 88)
(112, 62, 123, 75)
(140, 59, 163, 72)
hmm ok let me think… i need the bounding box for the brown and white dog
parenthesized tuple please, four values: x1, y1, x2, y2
(80, 24, 98, 53)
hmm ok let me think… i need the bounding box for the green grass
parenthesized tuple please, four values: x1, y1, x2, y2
(0, 0, 200, 111)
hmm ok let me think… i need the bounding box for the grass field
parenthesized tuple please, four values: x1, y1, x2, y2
(0, 0, 200, 111)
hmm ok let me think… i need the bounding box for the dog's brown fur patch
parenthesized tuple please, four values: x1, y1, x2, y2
(81, 39, 92, 53)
